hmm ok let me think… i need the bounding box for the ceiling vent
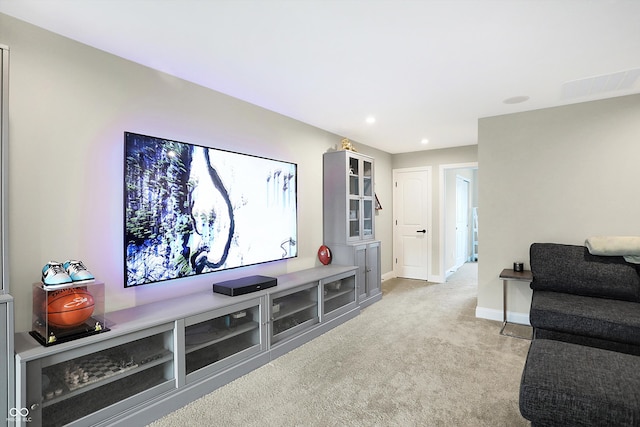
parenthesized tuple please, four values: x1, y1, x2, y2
(561, 68, 640, 100)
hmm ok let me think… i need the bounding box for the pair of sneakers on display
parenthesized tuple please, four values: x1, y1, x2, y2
(42, 260, 95, 289)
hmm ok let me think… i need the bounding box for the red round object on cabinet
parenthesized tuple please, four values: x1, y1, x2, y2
(44, 287, 95, 328)
(318, 245, 332, 265)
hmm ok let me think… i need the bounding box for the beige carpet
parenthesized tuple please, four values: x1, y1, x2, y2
(148, 263, 531, 426)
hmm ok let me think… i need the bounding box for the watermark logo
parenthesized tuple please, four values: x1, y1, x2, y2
(8, 407, 32, 423)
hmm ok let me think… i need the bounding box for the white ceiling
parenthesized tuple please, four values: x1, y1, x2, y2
(1, 0, 640, 154)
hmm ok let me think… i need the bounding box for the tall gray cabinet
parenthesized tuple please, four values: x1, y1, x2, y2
(1, 44, 14, 424)
(323, 150, 382, 308)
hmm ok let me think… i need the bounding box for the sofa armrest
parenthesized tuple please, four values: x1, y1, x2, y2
(530, 243, 640, 301)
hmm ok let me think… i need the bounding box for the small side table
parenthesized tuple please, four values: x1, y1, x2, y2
(499, 268, 533, 339)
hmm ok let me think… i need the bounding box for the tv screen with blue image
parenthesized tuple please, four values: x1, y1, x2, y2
(124, 132, 297, 287)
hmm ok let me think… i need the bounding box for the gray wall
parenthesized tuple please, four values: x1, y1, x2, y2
(392, 145, 478, 279)
(477, 94, 640, 323)
(7, 12, 637, 332)
(0, 14, 392, 331)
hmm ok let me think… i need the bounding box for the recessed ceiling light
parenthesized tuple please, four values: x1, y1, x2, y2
(503, 96, 530, 104)
(421, 138, 429, 145)
(366, 116, 376, 124)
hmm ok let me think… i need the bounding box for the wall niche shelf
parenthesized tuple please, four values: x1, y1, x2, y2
(14, 265, 360, 427)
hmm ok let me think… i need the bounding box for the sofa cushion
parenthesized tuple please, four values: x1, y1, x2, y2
(520, 339, 640, 426)
(534, 328, 640, 356)
(530, 291, 640, 347)
(530, 243, 640, 302)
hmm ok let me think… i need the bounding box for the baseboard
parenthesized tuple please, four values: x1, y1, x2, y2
(429, 274, 445, 283)
(384, 271, 445, 283)
(475, 306, 531, 326)
(381, 271, 396, 282)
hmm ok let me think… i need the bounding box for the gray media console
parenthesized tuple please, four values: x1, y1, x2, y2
(13, 265, 367, 427)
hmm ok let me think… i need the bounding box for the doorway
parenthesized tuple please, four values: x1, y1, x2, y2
(440, 163, 478, 279)
(455, 175, 470, 269)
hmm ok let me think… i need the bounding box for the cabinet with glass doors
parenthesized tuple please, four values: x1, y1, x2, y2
(323, 150, 375, 243)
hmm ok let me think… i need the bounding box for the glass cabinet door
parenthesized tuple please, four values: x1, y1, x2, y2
(184, 303, 262, 379)
(363, 199, 373, 238)
(362, 159, 374, 238)
(271, 284, 319, 345)
(35, 329, 174, 427)
(322, 274, 356, 316)
(349, 199, 360, 239)
(323, 150, 376, 245)
(346, 155, 374, 241)
(349, 157, 359, 196)
(363, 160, 372, 197)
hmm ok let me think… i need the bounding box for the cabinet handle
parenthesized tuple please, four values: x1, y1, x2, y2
(417, 229, 426, 234)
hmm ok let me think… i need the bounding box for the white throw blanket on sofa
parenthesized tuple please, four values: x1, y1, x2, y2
(585, 236, 640, 264)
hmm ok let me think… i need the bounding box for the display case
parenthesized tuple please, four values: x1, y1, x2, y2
(183, 298, 264, 383)
(323, 150, 381, 308)
(270, 282, 319, 346)
(16, 324, 175, 427)
(31, 281, 108, 346)
(323, 150, 375, 244)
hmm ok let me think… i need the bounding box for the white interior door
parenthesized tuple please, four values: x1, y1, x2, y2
(393, 168, 431, 280)
(455, 176, 470, 268)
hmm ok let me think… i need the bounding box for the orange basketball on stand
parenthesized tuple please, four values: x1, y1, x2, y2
(45, 287, 95, 328)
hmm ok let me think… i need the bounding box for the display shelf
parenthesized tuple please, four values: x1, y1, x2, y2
(43, 365, 172, 427)
(272, 294, 317, 321)
(185, 321, 259, 354)
(40, 351, 172, 407)
(324, 289, 355, 314)
(186, 334, 257, 375)
(324, 287, 353, 302)
(272, 314, 317, 341)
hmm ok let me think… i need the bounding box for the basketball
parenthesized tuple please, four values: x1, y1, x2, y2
(45, 287, 95, 328)
(318, 245, 332, 265)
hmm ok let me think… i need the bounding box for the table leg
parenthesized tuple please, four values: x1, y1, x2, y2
(500, 279, 507, 335)
(499, 279, 532, 339)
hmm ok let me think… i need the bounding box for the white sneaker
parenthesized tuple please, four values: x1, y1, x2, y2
(63, 260, 95, 283)
(42, 261, 72, 289)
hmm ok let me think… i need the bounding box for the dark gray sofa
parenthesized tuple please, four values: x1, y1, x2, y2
(529, 242, 640, 355)
(520, 339, 640, 426)
(519, 243, 640, 426)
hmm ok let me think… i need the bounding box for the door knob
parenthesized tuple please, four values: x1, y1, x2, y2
(417, 229, 426, 234)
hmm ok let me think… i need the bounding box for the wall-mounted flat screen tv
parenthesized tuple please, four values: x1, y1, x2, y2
(124, 132, 297, 287)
